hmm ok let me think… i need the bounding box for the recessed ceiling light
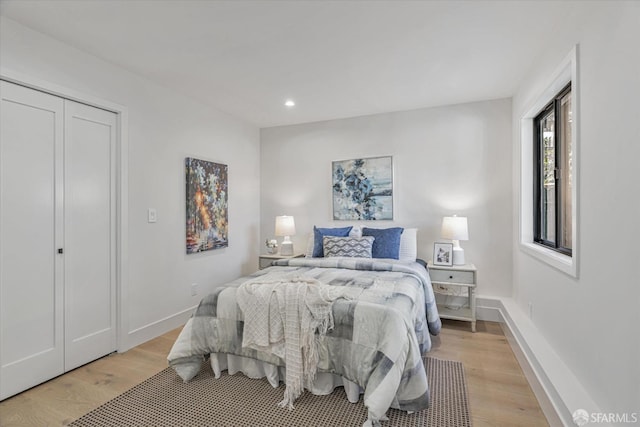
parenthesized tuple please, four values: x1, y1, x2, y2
(284, 99, 295, 107)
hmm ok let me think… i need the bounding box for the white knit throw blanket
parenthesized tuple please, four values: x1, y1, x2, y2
(237, 277, 358, 410)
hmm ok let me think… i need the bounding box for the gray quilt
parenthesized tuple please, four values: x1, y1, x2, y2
(167, 257, 441, 424)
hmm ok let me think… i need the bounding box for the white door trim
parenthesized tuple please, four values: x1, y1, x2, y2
(0, 66, 130, 353)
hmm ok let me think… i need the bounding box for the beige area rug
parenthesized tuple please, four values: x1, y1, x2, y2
(69, 357, 471, 427)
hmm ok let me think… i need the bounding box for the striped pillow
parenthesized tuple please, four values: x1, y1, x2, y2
(323, 236, 375, 258)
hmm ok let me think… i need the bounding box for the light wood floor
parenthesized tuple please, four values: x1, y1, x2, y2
(0, 320, 548, 426)
(429, 320, 549, 427)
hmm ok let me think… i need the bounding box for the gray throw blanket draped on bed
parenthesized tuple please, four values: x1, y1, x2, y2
(168, 258, 441, 426)
(237, 277, 361, 409)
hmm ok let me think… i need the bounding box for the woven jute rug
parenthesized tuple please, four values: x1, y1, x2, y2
(69, 356, 471, 427)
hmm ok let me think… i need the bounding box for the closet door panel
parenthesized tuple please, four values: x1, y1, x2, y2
(63, 100, 117, 371)
(0, 81, 65, 399)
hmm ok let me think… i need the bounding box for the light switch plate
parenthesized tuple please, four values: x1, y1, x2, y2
(148, 208, 157, 223)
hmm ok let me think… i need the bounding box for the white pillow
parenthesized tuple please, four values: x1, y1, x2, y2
(398, 228, 417, 262)
(305, 232, 314, 257)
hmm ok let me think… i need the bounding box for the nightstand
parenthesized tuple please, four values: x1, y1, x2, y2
(258, 253, 304, 270)
(427, 261, 477, 332)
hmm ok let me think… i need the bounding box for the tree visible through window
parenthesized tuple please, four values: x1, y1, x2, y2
(534, 83, 572, 255)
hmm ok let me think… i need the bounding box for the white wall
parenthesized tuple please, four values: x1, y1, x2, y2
(0, 17, 261, 349)
(512, 2, 640, 417)
(261, 99, 513, 297)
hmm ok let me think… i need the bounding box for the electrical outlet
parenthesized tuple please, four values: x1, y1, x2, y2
(191, 283, 198, 296)
(148, 208, 157, 223)
(528, 302, 533, 320)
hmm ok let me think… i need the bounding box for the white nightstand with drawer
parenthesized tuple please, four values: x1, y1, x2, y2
(427, 261, 477, 332)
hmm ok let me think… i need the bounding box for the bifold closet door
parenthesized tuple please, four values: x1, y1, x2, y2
(63, 100, 117, 372)
(0, 81, 117, 399)
(0, 81, 65, 399)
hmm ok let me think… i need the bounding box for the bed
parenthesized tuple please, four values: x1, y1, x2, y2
(168, 227, 441, 426)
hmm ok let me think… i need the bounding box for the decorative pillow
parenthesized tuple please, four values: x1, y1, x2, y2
(323, 236, 375, 258)
(312, 226, 353, 257)
(398, 228, 418, 262)
(305, 233, 315, 257)
(362, 227, 404, 259)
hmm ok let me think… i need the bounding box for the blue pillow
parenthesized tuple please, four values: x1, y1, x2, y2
(313, 226, 353, 257)
(362, 227, 404, 259)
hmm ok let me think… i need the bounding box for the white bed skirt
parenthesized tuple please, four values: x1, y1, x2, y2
(209, 352, 362, 404)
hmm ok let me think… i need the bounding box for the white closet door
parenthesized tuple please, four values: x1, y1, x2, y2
(63, 100, 117, 371)
(0, 81, 65, 399)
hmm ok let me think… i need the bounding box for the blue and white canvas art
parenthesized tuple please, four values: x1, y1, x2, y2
(332, 156, 393, 220)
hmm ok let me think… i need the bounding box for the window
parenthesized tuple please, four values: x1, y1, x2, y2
(519, 45, 577, 277)
(533, 83, 572, 255)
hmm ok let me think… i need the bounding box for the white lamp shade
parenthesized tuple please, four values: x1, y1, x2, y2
(275, 215, 296, 237)
(441, 216, 469, 241)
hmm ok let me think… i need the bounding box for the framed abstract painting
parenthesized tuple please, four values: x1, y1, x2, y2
(332, 156, 393, 220)
(185, 157, 228, 254)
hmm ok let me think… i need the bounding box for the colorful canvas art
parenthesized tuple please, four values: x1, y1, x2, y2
(332, 156, 393, 220)
(185, 157, 228, 253)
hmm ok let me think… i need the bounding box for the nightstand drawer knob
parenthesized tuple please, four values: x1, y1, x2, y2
(449, 275, 453, 279)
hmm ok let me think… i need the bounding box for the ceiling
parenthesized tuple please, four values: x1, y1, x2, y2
(0, 0, 578, 128)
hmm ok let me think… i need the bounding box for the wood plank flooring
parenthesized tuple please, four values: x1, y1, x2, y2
(0, 320, 549, 426)
(429, 320, 549, 427)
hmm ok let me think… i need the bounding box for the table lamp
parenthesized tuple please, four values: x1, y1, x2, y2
(275, 215, 296, 256)
(441, 215, 469, 265)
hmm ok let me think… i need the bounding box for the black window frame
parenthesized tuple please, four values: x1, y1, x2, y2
(533, 82, 572, 256)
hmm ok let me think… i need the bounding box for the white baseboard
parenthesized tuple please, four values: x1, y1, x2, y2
(477, 296, 606, 427)
(476, 296, 503, 322)
(120, 305, 196, 352)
